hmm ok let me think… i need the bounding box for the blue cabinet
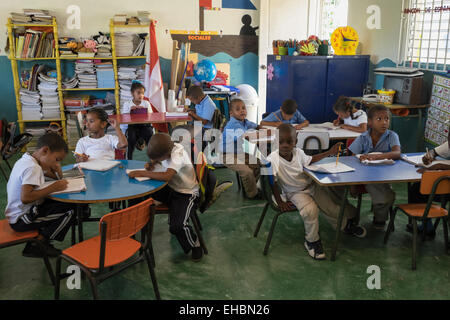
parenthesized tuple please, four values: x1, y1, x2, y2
(266, 55, 370, 123)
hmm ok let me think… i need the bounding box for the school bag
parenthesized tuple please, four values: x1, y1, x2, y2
(0, 119, 33, 160)
(194, 151, 218, 213)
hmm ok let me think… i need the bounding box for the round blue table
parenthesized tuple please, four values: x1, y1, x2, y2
(50, 160, 167, 243)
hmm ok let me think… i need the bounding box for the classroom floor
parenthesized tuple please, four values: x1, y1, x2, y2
(0, 150, 449, 300)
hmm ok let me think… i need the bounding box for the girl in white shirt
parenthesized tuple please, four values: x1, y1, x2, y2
(75, 107, 128, 162)
(332, 96, 368, 133)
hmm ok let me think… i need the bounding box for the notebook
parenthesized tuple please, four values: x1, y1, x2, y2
(402, 154, 450, 168)
(356, 153, 395, 165)
(314, 122, 340, 130)
(75, 159, 120, 171)
(165, 112, 188, 117)
(39, 177, 87, 195)
(127, 164, 166, 182)
(305, 162, 355, 174)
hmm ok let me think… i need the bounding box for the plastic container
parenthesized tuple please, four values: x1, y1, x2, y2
(272, 47, 279, 55)
(377, 89, 396, 105)
(278, 46, 288, 55)
(288, 47, 296, 56)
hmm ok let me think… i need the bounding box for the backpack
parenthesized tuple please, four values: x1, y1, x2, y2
(212, 108, 227, 131)
(0, 119, 33, 160)
(194, 151, 218, 213)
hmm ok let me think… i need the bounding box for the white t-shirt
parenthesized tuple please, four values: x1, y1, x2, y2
(343, 110, 367, 127)
(161, 143, 199, 195)
(120, 99, 152, 133)
(5, 153, 45, 224)
(75, 134, 119, 160)
(267, 148, 313, 194)
(435, 142, 450, 159)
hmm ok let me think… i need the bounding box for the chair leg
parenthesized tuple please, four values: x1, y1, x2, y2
(71, 224, 76, 245)
(434, 218, 441, 231)
(356, 193, 362, 225)
(191, 213, 208, 255)
(193, 211, 203, 231)
(54, 256, 62, 300)
(254, 202, 269, 237)
(86, 272, 99, 300)
(144, 249, 161, 300)
(263, 211, 282, 256)
(384, 208, 398, 244)
(443, 217, 449, 253)
(412, 219, 418, 270)
(235, 172, 241, 191)
(148, 240, 156, 268)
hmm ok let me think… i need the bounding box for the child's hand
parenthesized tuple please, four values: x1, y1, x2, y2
(144, 162, 155, 171)
(329, 142, 344, 156)
(108, 118, 119, 129)
(128, 170, 147, 178)
(333, 119, 340, 126)
(422, 153, 434, 165)
(278, 201, 294, 212)
(78, 153, 90, 162)
(359, 154, 379, 161)
(51, 179, 68, 192)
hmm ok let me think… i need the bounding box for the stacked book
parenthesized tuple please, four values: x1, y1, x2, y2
(20, 89, 41, 120)
(59, 37, 77, 58)
(64, 96, 90, 112)
(10, 12, 32, 24)
(96, 44, 112, 57)
(11, 9, 54, 24)
(38, 71, 60, 119)
(62, 75, 78, 89)
(132, 35, 146, 56)
(95, 62, 115, 88)
(26, 127, 48, 152)
(75, 60, 97, 88)
(15, 29, 55, 58)
(114, 32, 140, 57)
(118, 66, 137, 107)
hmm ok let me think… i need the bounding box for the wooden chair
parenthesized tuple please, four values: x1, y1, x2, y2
(0, 219, 55, 285)
(384, 170, 450, 270)
(253, 164, 297, 255)
(55, 198, 160, 300)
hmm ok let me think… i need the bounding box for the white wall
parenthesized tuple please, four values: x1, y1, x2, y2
(0, 0, 260, 59)
(268, 0, 308, 43)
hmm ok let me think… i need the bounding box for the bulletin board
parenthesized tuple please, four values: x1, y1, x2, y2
(424, 74, 450, 146)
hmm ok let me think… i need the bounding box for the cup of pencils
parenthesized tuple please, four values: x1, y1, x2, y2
(272, 40, 279, 55)
(277, 40, 288, 55)
(287, 39, 298, 55)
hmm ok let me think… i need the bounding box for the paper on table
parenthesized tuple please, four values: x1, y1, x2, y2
(39, 177, 86, 195)
(165, 112, 188, 117)
(402, 154, 450, 167)
(356, 154, 395, 165)
(127, 164, 166, 182)
(305, 162, 355, 174)
(315, 122, 340, 130)
(75, 159, 120, 171)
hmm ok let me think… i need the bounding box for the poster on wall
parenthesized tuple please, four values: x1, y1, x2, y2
(424, 75, 450, 146)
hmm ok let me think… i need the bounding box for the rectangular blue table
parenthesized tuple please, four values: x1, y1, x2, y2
(303, 153, 423, 260)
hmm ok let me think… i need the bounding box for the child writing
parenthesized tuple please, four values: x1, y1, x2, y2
(332, 96, 368, 133)
(348, 104, 401, 229)
(186, 85, 217, 129)
(260, 99, 309, 130)
(5, 133, 77, 258)
(75, 107, 128, 162)
(220, 98, 265, 199)
(267, 124, 366, 260)
(127, 133, 203, 262)
(120, 81, 153, 159)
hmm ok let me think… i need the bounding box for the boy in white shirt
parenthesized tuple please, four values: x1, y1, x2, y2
(120, 81, 153, 159)
(75, 108, 128, 162)
(267, 124, 366, 260)
(128, 133, 203, 262)
(5, 133, 77, 258)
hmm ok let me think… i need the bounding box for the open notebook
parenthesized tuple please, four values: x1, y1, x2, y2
(402, 154, 450, 168)
(305, 162, 355, 174)
(75, 159, 120, 171)
(165, 112, 188, 117)
(38, 177, 87, 195)
(126, 164, 166, 182)
(356, 153, 395, 165)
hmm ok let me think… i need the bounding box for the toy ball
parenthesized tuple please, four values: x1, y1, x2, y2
(193, 59, 217, 82)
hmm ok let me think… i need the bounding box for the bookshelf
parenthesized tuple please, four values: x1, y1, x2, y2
(7, 17, 152, 146)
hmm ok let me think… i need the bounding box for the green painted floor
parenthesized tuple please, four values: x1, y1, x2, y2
(0, 151, 449, 300)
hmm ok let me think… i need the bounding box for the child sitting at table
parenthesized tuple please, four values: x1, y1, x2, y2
(120, 80, 153, 159)
(5, 133, 77, 258)
(75, 107, 128, 162)
(186, 85, 217, 129)
(267, 124, 366, 260)
(220, 98, 265, 199)
(128, 133, 204, 262)
(260, 99, 309, 130)
(332, 96, 368, 133)
(348, 104, 401, 230)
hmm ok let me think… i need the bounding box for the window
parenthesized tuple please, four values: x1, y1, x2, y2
(399, 0, 450, 71)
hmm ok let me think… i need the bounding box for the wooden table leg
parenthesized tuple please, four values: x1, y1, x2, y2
(331, 185, 349, 261)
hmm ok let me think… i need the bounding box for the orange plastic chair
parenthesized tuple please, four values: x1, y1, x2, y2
(54, 198, 160, 300)
(384, 170, 450, 270)
(0, 219, 55, 284)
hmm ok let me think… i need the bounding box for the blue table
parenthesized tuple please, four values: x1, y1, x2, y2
(50, 160, 167, 242)
(304, 153, 423, 260)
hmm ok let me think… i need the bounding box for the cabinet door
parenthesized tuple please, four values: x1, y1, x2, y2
(265, 56, 291, 116)
(325, 56, 369, 122)
(291, 58, 328, 123)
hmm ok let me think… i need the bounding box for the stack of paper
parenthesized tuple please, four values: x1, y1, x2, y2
(305, 162, 355, 174)
(75, 159, 120, 171)
(114, 32, 140, 57)
(356, 154, 395, 165)
(96, 62, 115, 88)
(118, 66, 137, 108)
(38, 71, 60, 119)
(11, 12, 32, 23)
(96, 44, 112, 57)
(20, 88, 41, 120)
(166, 112, 188, 117)
(75, 60, 97, 88)
(62, 75, 78, 89)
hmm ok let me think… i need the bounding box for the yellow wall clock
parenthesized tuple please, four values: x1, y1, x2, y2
(331, 26, 359, 55)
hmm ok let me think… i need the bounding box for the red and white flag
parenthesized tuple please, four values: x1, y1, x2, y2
(144, 21, 168, 132)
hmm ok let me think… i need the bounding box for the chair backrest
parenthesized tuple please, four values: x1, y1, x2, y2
(100, 198, 154, 241)
(296, 131, 330, 152)
(420, 170, 450, 195)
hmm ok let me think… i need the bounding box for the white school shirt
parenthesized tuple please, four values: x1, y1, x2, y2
(5, 153, 45, 224)
(75, 134, 119, 160)
(120, 99, 152, 133)
(267, 148, 313, 194)
(161, 143, 199, 195)
(343, 110, 367, 127)
(435, 142, 450, 159)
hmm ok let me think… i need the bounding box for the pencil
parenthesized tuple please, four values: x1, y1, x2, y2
(55, 171, 61, 180)
(336, 144, 341, 166)
(72, 151, 83, 157)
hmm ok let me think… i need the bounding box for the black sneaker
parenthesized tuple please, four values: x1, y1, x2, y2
(304, 239, 326, 260)
(343, 219, 367, 238)
(191, 246, 203, 262)
(22, 241, 61, 258)
(372, 219, 386, 230)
